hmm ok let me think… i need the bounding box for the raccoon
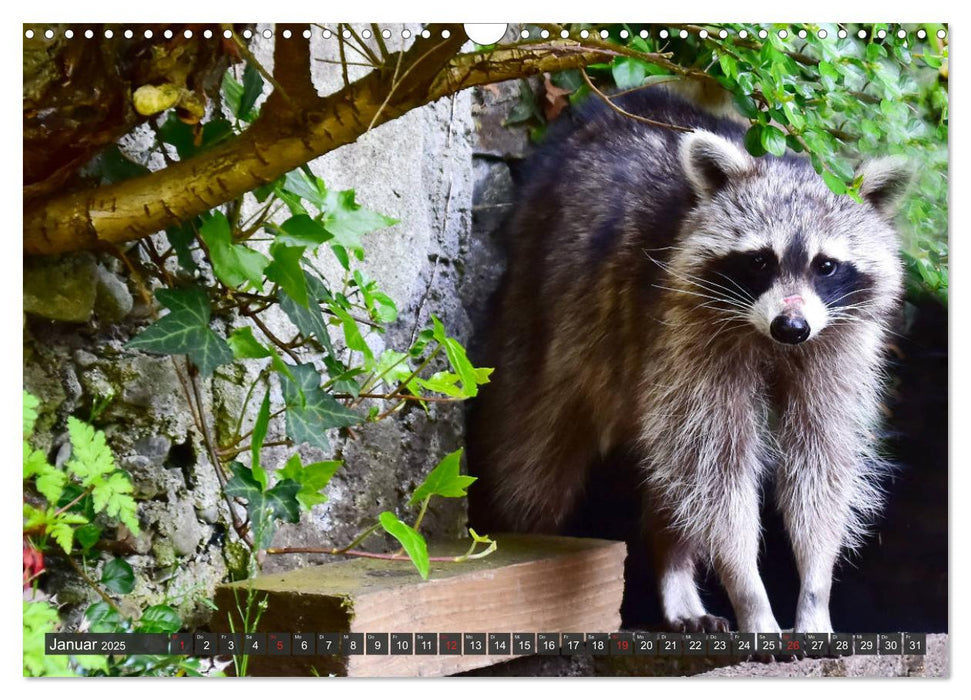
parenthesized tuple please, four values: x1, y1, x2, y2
(467, 90, 910, 634)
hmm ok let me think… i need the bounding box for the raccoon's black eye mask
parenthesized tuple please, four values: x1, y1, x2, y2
(700, 247, 778, 303)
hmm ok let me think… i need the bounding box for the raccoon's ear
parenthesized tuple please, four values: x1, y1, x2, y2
(680, 130, 753, 198)
(857, 157, 912, 218)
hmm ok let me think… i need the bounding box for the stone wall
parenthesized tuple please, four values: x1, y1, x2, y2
(23, 25, 488, 627)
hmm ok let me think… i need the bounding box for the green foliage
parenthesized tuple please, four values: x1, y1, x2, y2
(408, 448, 475, 506)
(125, 287, 233, 377)
(23, 393, 201, 677)
(23, 396, 140, 556)
(517, 23, 949, 303)
(379, 512, 430, 579)
(119, 70, 494, 579)
(23, 601, 74, 677)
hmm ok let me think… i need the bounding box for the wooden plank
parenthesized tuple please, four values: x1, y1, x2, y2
(212, 534, 627, 677)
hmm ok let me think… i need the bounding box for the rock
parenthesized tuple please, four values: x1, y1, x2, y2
(23, 253, 98, 322)
(94, 265, 134, 323)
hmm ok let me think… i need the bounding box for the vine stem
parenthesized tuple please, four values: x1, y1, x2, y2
(374, 345, 443, 418)
(264, 546, 458, 563)
(65, 555, 122, 616)
(53, 485, 94, 518)
(187, 364, 254, 549)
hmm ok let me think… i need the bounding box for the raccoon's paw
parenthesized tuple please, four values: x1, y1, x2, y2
(666, 614, 730, 633)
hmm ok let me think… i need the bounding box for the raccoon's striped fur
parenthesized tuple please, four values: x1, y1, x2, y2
(467, 91, 910, 633)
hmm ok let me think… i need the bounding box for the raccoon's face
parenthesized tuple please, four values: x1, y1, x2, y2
(668, 130, 909, 347)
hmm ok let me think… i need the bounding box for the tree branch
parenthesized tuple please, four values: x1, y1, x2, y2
(23, 30, 685, 256)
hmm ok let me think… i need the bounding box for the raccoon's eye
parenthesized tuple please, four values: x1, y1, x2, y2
(813, 258, 839, 277)
(750, 254, 769, 271)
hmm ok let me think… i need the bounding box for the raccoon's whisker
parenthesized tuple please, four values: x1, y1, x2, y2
(646, 254, 752, 305)
(652, 284, 750, 311)
(825, 288, 874, 307)
(712, 271, 756, 303)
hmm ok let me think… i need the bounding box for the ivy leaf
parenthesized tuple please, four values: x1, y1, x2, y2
(279, 272, 335, 357)
(158, 113, 234, 160)
(238, 61, 264, 121)
(283, 168, 327, 208)
(136, 605, 181, 634)
(281, 363, 362, 451)
(329, 303, 373, 364)
(165, 219, 199, 272)
(250, 391, 271, 490)
(409, 448, 476, 506)
(199, 212, 269, 290)
(126, 287, 233, 376)
(431, 316, 480, 398)
(322, 189, 398, 254)
(224, 463, 301, 548)
(277, 214, 333, 247)
(265, 242, 308, 307)
(227, 327, 271, 359)
(378, 511, 430, 579)
(101, 557, 135, 595)
(277, 454, 342, 509)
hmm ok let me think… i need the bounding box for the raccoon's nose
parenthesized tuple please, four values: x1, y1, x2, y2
(770, 315, 811, 344)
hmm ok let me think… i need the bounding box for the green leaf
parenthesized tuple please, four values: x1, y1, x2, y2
(101, 557, 135, 595)
(94, 472, 141, 535)
(278, 214, 333, 247)
(126, 286, 233, 377)
(66, 417, 115, 485)
(84, 602, 127, 634)
(238, 61, 264, 121)
(283, 168, 327, 208)
(165, 219, 199, 272)
(431, 316, 480, 398)
(224, 463, 301, 549)
(48, 512, 87, 554)
(23, 391, 40, 437)
(265, 242, 308, 307)
(158, 113, 234, 160)
(95, 145, 151, 185)
(75, 523, 103, 552)
(379, 511, 430, 579)
(744, 124, 766, 157)
(278, 455, 342, 509)
(24, 601, 75, 677)
(250, 391, 271, 490)
(280, 364, 361, 451)
(409, 448, 476, 506)
(136, 605, 181, 634)
(329, 303, 373, 364)
(199, 212, 269, 290)
(279, 272, 335, 357)
(321, 189, 398, 253)
(227, 327, 272, 359)
(611, 57, 647, 90)
(221, 70, 244, 119)
(718, 52, 738, 80)
(760, 125, 787, 157)
(822, 169, 848, 195)
(34, 462, 67, 504)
